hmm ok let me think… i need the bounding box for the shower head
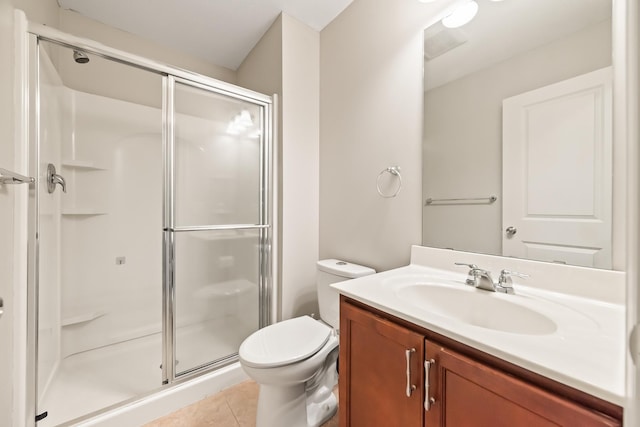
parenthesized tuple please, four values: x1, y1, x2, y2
(73, 50, 90, 64)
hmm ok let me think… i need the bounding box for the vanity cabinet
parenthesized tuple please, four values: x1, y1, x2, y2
(339, 297, 622, 427)
(425, 341, 620, 426)
(339, 297, 424, 426)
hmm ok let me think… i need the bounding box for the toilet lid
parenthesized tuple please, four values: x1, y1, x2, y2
(239, 316, 331, 368)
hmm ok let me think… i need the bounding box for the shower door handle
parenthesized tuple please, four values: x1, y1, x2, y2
(47, 164, 67, 194)
(0, 297, 3, 319)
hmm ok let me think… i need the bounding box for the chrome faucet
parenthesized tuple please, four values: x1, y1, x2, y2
(496, 269, 529, 294)
(456, 263, 494, 289)
(454, 263, 479, 286)
(472, 268, 497, 292)
(455, 263, 528, 294)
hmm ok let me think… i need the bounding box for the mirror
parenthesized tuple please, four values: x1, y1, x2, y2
(422, 0, 620, 270)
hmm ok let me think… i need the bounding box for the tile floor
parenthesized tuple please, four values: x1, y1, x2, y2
(144, 380, 339, 427)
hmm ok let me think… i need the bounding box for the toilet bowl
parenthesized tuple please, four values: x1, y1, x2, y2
(240, 316, 339, 427)
(238, 259, 375, 427)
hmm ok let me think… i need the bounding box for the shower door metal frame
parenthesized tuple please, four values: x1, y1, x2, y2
(23, 21, 274, 426)
(162, 75, 273, 383)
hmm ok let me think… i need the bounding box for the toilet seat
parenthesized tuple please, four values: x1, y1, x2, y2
(239, 316, 332, 369)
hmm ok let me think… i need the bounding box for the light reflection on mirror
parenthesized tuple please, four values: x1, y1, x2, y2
(421, 0, 621, 270)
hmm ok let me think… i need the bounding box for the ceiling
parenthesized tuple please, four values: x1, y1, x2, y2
(57, 0, 354, 70)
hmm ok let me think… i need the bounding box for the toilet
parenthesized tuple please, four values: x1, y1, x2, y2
(239, 259, 375, 427)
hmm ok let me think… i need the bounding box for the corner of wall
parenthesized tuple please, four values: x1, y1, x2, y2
(279, 12, 320, 320)
(14, 0, 59, 28)
(237, 13, 322, 320)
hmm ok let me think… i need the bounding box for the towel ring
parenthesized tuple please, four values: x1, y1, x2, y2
(376, 166, 402, 198)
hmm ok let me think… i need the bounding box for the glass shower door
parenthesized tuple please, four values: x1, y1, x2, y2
(166, 78, 270, 378)
(28, 28, 273, 425)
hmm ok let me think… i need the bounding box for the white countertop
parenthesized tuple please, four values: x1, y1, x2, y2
(332, 262, 626, 405)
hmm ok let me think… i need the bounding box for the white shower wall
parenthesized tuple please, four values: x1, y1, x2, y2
(59, 89, 163, 357)
(57, 87, 258, 359)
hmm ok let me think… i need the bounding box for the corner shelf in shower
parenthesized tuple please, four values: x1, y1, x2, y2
(61, 159, 107, 170)
(62, 310, 107, 327)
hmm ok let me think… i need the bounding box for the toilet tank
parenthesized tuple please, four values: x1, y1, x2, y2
(317, 259, 375, 329)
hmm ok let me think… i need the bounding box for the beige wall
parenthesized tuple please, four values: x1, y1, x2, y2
(237, 15, 283, 95)
(58, 10, 236, 84)
(280, 14, 320, 319)
(15, 0, 58, 27)
(238, 14, 320, 320)
(53, 10, 237, 108)
(423, 20, 613, 258)
(238, 16, 284, 320)
(319, 0, 449, 272)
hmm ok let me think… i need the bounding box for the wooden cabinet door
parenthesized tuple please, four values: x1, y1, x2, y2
(425, 340, 620, 427)
(340, 300, 424, 427)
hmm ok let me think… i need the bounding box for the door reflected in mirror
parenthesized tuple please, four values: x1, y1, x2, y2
(422, 0, 621, 270)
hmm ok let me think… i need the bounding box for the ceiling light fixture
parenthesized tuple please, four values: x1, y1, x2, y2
(442, 0, 479, 29)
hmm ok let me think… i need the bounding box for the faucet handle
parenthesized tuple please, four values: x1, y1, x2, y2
(497, 269, 529, 294)
(454, 262, 480, 286)
(454, 262, 478, 269)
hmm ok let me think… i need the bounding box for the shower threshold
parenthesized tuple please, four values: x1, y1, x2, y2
(38, 318, 251, 427)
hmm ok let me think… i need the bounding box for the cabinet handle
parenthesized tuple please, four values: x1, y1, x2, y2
(405, 348, 417, 397)
(424, 359, 436, 411)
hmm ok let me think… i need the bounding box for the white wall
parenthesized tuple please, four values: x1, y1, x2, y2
(319, 0, 450, 272)
(423, 20, 613, 258)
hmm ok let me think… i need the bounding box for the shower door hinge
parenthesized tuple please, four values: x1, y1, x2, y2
(35, 411, 48, 422)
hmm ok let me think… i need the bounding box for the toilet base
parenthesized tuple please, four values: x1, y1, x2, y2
(256, 383, 306, 427)
(255, 384, 337, 427)
(306, 388, 337, 427)
(241, 319, 340, 427)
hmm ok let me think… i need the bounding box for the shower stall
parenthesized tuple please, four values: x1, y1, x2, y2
(23, 23, 273, 426)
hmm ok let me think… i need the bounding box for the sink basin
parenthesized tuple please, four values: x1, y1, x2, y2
(396, 284, 557, 335)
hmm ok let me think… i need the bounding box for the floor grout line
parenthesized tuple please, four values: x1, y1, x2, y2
(222, 389, 242, 427)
